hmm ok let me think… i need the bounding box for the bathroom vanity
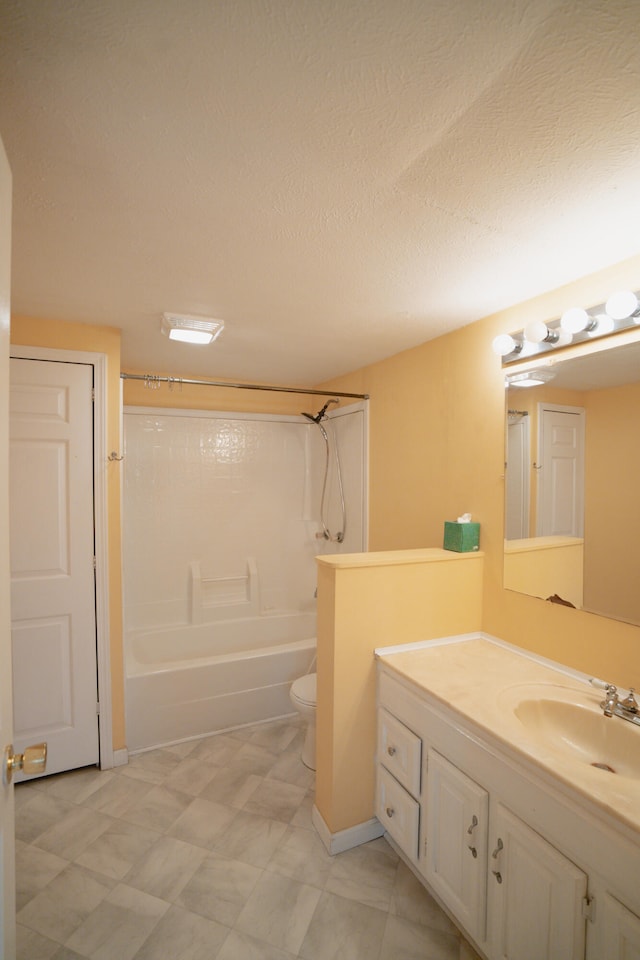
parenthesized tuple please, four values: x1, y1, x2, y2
(375, 635, 640, 960)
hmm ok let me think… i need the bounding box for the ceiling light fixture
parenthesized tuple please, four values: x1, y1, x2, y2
(161, 313, 224, 345)
(507, 369, 556, 388)
(494, 288, 640, 365)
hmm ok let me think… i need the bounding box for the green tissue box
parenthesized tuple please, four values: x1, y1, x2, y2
(443, 521, 480, 553)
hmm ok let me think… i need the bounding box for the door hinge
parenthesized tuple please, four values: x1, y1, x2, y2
(96, 701, 100, 716)
(93, 555, 97, 570)
(91, 387, 95, 402)
(582, 895, 595, 922)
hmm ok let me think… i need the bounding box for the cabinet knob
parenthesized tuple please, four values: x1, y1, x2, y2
(387, 745, 397, 757)
(385, 806, 395, 819)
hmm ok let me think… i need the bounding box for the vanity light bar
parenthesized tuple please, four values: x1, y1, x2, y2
(492, 289, 640, 364)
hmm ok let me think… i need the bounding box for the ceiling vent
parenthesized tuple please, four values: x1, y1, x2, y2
(161, 313, 224, 345)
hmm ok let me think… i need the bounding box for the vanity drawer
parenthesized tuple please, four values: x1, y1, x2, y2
(378, 707, 422, 797)
(376, 764, 420, 860)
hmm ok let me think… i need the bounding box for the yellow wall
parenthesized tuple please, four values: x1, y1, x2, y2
(315, 550, 484, 833)
(321, 254, 640, 691)
(584, 380, 640, 623)
(503, 537, 583, 608)
(11, 316, 126, 751)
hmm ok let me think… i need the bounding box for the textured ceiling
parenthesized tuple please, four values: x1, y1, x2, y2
(1, 0, 639, 385)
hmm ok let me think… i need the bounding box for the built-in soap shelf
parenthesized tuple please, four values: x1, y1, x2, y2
(190, 558, 260, 623)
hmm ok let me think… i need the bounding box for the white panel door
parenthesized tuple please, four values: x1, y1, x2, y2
(0, 132, 16, 960)
(537, 405, 585, 537)
(9, 358, 99, 778)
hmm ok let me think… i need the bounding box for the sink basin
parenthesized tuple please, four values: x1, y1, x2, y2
(514, 698, 640, 780)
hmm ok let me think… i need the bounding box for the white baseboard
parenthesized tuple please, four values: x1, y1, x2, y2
(112, 748, 129, 767)
(312, 805, 384, 855)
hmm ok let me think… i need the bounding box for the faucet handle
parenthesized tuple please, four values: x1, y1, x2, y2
(590, 679, 619, 716)
(621, 688, 638, 714)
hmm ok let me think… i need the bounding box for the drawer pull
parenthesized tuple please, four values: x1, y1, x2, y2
(387, 745, 397, 757)
(385, 806, 395, 819)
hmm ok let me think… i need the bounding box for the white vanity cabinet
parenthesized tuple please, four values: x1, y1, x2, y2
(376, 656, 640, 960)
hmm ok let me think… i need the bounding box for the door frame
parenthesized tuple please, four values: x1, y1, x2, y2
(506, 411, 530, 540)
(10, 345, 114, 769)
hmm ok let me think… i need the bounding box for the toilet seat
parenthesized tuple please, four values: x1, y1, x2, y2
(291, 672, 316, 706)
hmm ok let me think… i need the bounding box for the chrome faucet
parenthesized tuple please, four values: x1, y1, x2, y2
(590, 678, 640, 727)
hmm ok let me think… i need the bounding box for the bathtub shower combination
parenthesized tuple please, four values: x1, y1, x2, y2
(123, 401, 367, 751)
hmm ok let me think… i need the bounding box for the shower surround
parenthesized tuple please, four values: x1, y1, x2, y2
(123, 403, 367, 750)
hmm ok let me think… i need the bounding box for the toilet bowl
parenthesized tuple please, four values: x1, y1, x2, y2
(289, 672, 317, 770)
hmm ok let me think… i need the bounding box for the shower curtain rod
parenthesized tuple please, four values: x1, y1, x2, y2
(120, 372, 369, 401)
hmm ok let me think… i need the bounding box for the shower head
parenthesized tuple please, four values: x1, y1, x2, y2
(301, 398, 340, 423)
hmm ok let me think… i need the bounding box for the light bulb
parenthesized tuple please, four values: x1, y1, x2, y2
(492, 333, 520, 357)
(588, 314, 615, 337)
(560, 307, 591, 334)
(605, 290, 638, 320)
(524, 320, 557, 344)
(556, 329, 573, 346)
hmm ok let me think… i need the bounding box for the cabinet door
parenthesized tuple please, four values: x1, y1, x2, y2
(488, 803, 587, 960)
(600, 894, 640, 960)
(426, 749, 489, 945)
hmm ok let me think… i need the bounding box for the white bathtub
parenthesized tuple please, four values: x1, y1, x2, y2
(125, 611, 316, 751)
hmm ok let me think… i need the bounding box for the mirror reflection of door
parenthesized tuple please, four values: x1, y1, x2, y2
(536, 404, 585, 538)
(506, 411, 530, 540)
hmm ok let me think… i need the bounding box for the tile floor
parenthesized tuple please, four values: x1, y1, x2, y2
(15, 716, 468, 960)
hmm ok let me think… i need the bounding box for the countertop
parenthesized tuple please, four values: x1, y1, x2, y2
(376, 635, 640, 838)
(316, 547, 484, 568)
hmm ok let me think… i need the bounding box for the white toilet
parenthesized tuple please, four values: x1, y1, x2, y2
(289, 672, 317, 770)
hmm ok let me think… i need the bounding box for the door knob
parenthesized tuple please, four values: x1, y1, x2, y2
(3, 743, 47, 785)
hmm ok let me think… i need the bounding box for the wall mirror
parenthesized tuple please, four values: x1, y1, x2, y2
(503, 336, 640, 626)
